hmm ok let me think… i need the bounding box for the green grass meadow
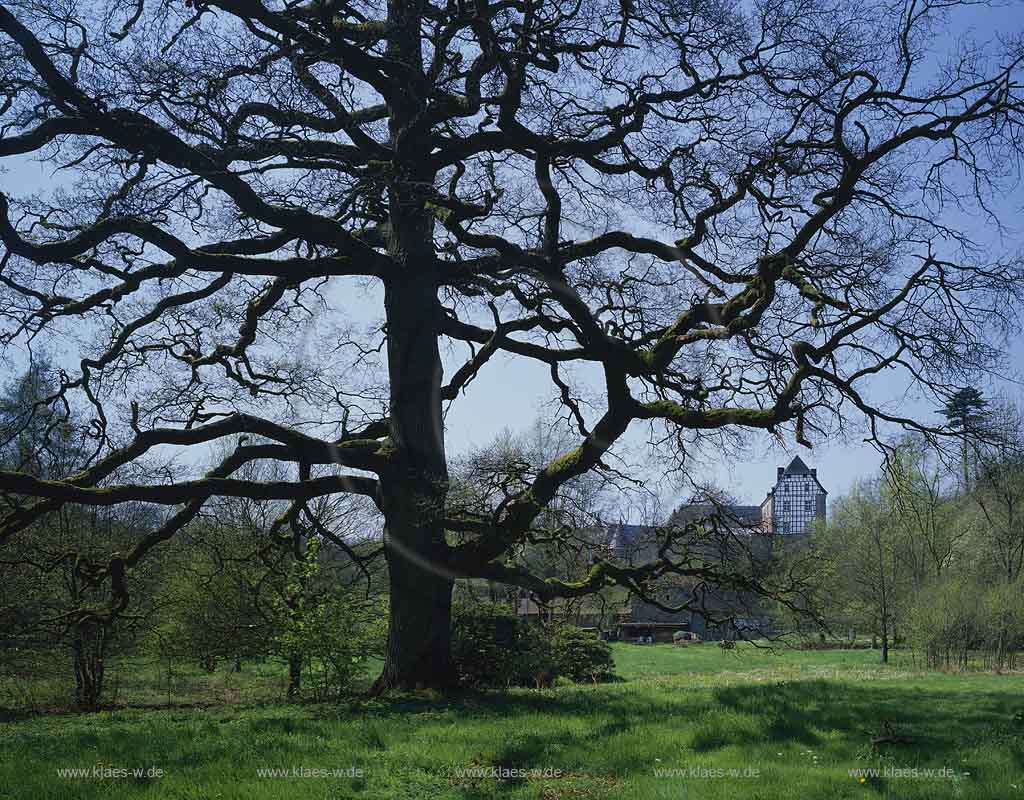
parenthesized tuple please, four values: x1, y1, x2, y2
(1, 644, 1022, 799)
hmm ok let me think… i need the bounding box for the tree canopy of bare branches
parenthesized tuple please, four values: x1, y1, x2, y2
(0, 0, 1022, 688)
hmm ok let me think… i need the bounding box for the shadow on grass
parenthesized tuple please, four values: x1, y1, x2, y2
(0, 706, 34, 722)
(694, 678, 1024, 783)
(334, 677, 1024, 794)
(4, 673, 1024, 800)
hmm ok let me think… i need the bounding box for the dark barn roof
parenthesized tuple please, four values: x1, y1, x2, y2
(671, 504, 763, 526)
(608, 503, 767, 561)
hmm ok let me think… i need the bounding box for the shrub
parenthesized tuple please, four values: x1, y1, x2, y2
(549, 626, 615, 683)
(450, 602, 544, 688)
(450, 605, 616, 688)
(718, 639, 736, 650)
(978, 580, 1024, 671)
(906, 577, 984, 670)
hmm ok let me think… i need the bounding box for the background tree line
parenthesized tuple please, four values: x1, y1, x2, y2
(0, 361, 621, 708)
(805, 390, 1024, 670)
(0, 360, 390, 708)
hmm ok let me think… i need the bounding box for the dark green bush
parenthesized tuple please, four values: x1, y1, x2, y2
(450, 605, 615, 688)
(450, 602, 543, 688)
(549, 626, 615, 683)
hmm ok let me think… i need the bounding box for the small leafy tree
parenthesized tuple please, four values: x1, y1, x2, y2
(885, 435, 968, 589)
(274, 581, 387, 702)
(972, 403, 1024, 583)
(149, 541, 269, 675)
(0, 362, 162, 708)
(810, 483, 906, 663)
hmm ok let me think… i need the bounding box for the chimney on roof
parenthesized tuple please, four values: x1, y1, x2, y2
(777, 467, 784, 478)
(811, 468, 817, 477)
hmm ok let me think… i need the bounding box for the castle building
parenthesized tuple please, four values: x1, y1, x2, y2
(596, 456, 827, 640)
(516, 457, 828, 640)
(760, 455, 827, 535)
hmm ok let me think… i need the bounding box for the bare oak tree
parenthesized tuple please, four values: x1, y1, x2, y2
(0, 0, 1022, 689)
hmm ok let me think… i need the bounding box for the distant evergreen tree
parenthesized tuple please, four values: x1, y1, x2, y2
(940, 388, 990, 490)
(941, 388, 989, 430)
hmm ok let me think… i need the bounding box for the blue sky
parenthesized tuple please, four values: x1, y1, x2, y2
(440, 338, 1024, 511)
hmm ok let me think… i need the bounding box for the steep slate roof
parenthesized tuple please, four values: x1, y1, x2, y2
(776, 455, 828, 494)
(784, 455, 811, 474)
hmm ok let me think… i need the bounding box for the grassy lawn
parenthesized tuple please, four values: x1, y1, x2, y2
(1, 644, 1022, 799)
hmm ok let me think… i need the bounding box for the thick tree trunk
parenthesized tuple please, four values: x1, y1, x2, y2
(374, 251, 454, 691)
(369, 4, 456, 693)
(374, 528, 455, 691)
